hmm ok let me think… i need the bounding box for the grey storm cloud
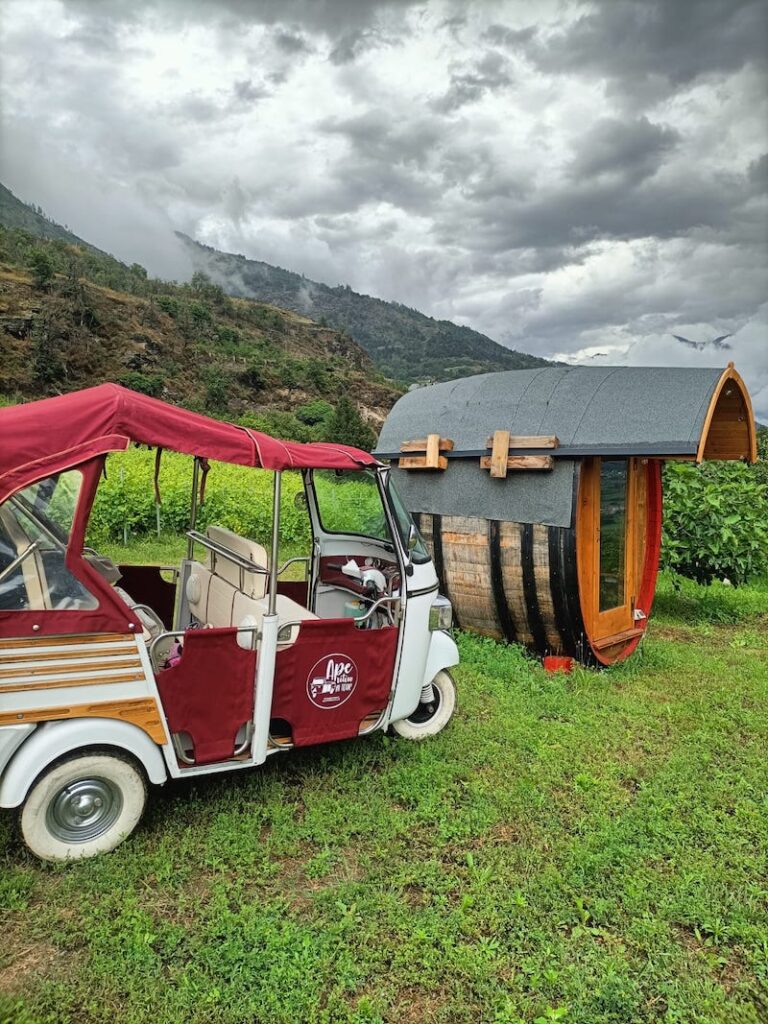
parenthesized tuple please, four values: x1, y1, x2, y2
(568, 117, 681, 183)
(432, 50, 512, 113)
(1, 0, 766, 416)
(524, 0, 768, 97)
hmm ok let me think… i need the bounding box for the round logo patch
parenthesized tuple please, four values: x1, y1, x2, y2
(306, 653, 358, 709)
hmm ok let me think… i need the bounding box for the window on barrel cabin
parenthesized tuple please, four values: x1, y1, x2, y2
(598, 460, 628, 612)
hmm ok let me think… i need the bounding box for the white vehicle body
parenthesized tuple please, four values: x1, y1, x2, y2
(0, 386, 458, 859)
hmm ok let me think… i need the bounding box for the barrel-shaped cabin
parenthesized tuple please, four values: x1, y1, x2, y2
(377, 364, 757, 665)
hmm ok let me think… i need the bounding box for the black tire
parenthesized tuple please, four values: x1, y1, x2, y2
(391, 670, 456, 740)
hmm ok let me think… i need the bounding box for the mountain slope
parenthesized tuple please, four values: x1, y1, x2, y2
(0, 226, 400, 440)
(0, 183, 95, 249)
(178, 233, 551, 385)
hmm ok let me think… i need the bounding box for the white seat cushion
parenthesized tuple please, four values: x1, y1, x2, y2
(205, 525, 268, 599)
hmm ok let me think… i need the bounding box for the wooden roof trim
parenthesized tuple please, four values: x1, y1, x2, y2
(695, 363, 757, 464)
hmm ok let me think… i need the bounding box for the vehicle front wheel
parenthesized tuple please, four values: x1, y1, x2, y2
(391, 669, 456, 740)
(20, 751, 147, 862)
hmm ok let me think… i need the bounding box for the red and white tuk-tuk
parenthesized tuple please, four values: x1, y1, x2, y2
(0, 385, 458, 860)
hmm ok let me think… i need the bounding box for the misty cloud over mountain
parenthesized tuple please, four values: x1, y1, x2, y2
(0, 0, 765, 415)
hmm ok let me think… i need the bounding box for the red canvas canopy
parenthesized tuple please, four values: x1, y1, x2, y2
(0, 384, 378, 501)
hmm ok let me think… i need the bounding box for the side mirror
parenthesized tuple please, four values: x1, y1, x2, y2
(294, 491, 307, 510)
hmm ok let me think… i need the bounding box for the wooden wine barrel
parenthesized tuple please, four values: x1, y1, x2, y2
(413, 458, 663, 667)
(414, 512, 593, 659)
(379, 365, 756, 667)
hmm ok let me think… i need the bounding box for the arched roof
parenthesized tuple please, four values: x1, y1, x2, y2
(377, 365, 756, 528)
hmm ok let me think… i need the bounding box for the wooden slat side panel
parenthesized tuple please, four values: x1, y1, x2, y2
(0, 657, 142, 681)
(0, 697, 167, 744)
(697, 366, 757, 463)
(0, 671, 148, 694)
(0, 633, 136, 651)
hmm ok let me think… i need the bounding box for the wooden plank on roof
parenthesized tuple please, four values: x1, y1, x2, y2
(480, 455, 554, 472)
(489, 430, 511, 478)
(400, 437, 455, 453)
(484, 434, 559, 449)
(398, 434, 453, 470)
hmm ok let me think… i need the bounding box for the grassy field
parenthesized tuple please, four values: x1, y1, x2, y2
(1, 569, 767, 1024)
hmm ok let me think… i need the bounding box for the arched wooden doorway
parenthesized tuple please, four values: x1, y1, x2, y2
(576, 457, 663, 665)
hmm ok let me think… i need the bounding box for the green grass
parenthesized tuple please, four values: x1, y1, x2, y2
(1, 573, 767, 1024)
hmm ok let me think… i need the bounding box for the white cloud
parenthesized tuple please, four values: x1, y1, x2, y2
(0, 0, 765, 411)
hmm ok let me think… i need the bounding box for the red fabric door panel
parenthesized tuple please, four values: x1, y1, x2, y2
(272, 620, 398, 747)
(157, 627, 256, 765)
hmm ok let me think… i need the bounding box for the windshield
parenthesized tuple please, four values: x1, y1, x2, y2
(313, 469, 394, 548)
(385, 475, 431, 564)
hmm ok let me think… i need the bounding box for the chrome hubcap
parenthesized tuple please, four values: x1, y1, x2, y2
(46, 777, 122, 843)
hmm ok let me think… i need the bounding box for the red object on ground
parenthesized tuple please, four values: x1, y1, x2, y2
(157, 627, 257, 765)
(0, 383, 377, 502)
(543, 655, 574, 674)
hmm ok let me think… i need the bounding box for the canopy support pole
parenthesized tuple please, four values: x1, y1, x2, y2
(187, 458, 200, 560)
(253, 470, 282, 765)
(268, 471, 282, 616)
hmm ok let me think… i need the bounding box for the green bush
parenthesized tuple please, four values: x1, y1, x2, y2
(116, 371, 164, 397)
(661, 459, 768, 585)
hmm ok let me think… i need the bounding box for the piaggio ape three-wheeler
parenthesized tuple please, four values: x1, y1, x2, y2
(0, 385, 458, 860)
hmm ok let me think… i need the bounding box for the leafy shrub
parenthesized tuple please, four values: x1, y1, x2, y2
(117, 371, 164, 397)
(661, 460, 768, 585)
(296, 399, 333, 426)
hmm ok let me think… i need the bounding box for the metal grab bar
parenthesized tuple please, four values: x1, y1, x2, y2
(0, 540, 40, 587)
(354, 595, 401, 625)
(147, 625, 263, 671)
(186, 530, 269, 574)
(276, 556, 310, 578)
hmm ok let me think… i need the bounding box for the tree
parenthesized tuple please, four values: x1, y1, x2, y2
(325, 395, 376, 451)
(31, 317, 64, 392)
(28, 247, 54, 290)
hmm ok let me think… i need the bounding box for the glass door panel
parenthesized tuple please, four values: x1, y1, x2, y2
(598, 460, 628, 612)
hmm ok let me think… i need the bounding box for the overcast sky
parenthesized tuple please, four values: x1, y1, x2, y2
(1, 0, 766, 416)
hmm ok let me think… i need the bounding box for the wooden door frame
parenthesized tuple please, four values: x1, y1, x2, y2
(576, 457, 642, 643)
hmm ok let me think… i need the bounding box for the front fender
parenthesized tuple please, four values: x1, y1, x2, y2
(423, 629, 459, 687)
(388, 629, 460, 723)
(0, 718, 168, 808)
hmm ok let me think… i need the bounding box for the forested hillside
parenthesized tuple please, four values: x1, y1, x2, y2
(179, 233, 552, 385)
(0, 183, 94, 248)
(0, 225, 400, 445)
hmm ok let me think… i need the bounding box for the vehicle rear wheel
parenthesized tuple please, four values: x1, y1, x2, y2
(20, 751, 147, 862)
(391, 669, 456, 740)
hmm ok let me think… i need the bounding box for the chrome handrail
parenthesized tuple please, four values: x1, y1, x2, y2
(186, 530, 269, 574)
(354, 595, 401, 625)
(147, 625, 262, 671)
(276, 556, 311, 578)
